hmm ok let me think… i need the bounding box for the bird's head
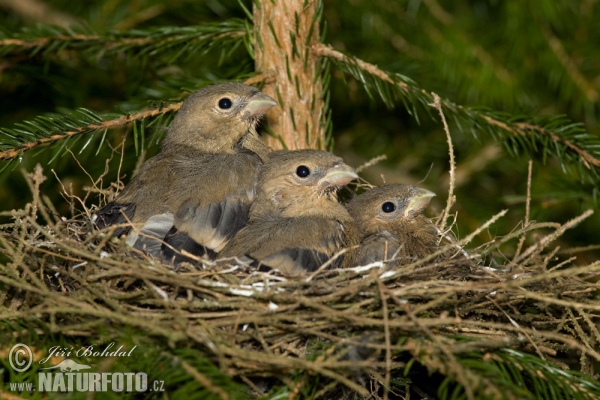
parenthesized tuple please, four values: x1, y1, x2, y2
(163, 82, 277, 156)
(252, 150, 358, 218)
(347, 184, 435, 237)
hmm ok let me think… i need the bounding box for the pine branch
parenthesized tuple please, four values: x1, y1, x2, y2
(313, 43, 600, 182)
(0, 20, 247, 63)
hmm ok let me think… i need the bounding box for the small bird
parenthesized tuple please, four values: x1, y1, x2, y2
(94, 82, 277, 262)
(346, 184, 439, 267)
(219, 150, 360, 275)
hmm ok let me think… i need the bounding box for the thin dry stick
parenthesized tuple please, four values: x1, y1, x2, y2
(486, 295, 545, 360)
(429, 92, 456, 231)
(305, 247, 351, 282)
(376, 279, 392, 400)
(566, 308, 594, 356)
(383, 209, 507, 277)
(576, 308, 600, 348)
(356, 155, 388, 173)
(516, 209, 594, 263)
(513, 160, 533, 263)
(397, 302, 475, 400)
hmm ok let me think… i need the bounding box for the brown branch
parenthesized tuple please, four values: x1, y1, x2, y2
(479, 116, 600, 169)
(312, 43, 409, 93)
(0, 31, 245, 51)
(313, 43, 600, 171)
(0, 35, 101, 49)
(0, 103, 181, 161)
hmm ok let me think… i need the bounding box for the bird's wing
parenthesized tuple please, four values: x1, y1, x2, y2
(257, 248, 333, 274)
(93, 152, 174, 235)
(94, 201, 136, 237)
(222, 217, 348, 274)
(162, 197, 250, 263)
(162, 151, 262, 263)
(126, 213, 174, 258)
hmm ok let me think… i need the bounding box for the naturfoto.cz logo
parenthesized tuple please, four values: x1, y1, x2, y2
(6, 343, 164, 393)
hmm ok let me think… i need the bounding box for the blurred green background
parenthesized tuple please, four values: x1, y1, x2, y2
(0, 0, 598, 262)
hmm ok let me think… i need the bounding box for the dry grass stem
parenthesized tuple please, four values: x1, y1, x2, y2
(429, 92, 456, 232)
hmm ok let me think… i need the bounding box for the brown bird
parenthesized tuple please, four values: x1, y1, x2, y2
(346, 184, 439, 267)
(94, 82, 277, 262)
(219, 150, 360, 275)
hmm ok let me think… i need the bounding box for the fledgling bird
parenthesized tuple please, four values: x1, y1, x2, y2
(346, 184, 439, 267)
(219, 150, 360, 275)
(94, 82, 277, 262)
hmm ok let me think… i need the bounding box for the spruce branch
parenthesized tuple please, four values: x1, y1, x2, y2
(0, 20, 246, 62)
(0, 105, 180, 162)
(312, 43, 600, 182)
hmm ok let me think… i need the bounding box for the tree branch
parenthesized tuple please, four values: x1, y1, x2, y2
(0, 104, 181, 161)
(312, 43, 600, 172)
(0, 25, 245, 57)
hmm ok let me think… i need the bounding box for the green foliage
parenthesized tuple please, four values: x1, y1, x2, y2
(328, 54, 600, 185)
(439, 349, 600, 400)
(0, 106, 178, 173)
(0, 20, 247, 65)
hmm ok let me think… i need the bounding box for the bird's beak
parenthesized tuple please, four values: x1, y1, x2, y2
(404, 188, 436, 217)
(318, 163, 358, 190)
(243, 93, 278, 117)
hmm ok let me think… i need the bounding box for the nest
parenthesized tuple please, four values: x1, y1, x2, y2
(1, 164, 600, 399)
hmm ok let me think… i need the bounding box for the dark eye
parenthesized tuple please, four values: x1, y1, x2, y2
(296, 165, 310, 178)
(218, 98, 232, 109)
(381, 201, 396, 213)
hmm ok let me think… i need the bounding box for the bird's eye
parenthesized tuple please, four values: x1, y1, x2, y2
(381, 201, 396, 213)
(218, 98, 233, 109)
(296, 165, 310, 178)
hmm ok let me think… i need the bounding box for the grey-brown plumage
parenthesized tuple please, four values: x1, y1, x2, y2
(346, 184, 438, 267)
(94, 82, 277, 262)
(219, 150, 360, 275)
